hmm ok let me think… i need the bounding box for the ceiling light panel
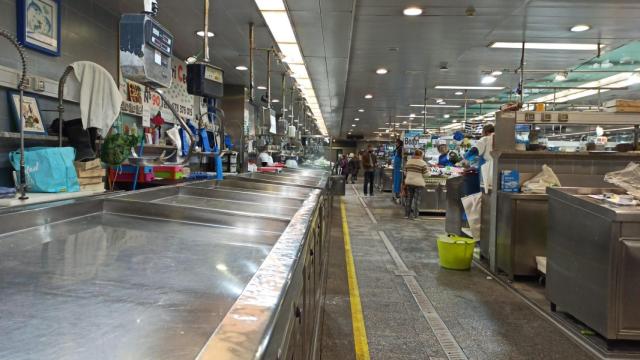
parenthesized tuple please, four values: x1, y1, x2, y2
(255, 0, 286, 10)
(261, 12, 297, 43)
(255, 0, 327, 135)
(489, 42, 602, 51)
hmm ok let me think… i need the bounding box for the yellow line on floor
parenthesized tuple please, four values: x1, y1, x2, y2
(340, 198, 371, 360)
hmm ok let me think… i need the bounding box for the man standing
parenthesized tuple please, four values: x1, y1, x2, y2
(361, 144, 377, 196)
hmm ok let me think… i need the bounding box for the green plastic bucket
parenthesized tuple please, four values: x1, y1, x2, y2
(437, 235, 477, 270)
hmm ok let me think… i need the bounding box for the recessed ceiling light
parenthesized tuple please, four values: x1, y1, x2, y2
(490, 70, 503, 76)
(436, 86, 505, 91)
(272, 99, 280, 103)
(235, 65, 248, 71)
(257, 86, 267, 90)
(570, 24, 591, 32)
(454, 91, 464, 96)
(358, 108, 365, 112)
(354, 118, 360, 121)
(481, 75, 497, 84)
(364, 94, 373, 99)
(444, 114, 450, 119)
(489, 42, 601, 51)
(402, 121, 408, 124)
(376, 68, 389, 75)
(403, 7, 423, 16)
(196, 31, 215, 38)
(352, 124, 357, 127)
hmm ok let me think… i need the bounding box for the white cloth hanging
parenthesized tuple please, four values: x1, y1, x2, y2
(70, 61, 123, 133)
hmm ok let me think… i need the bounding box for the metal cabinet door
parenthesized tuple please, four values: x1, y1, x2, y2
(616, 237, 640, 339)
(281, 295, 304, 360)
(303, 237, 316, 359)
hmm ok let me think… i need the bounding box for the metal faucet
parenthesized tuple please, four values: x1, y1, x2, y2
(0, 28, 29, 200)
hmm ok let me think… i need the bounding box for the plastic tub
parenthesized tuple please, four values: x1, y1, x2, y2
(437, 235, 477, 270)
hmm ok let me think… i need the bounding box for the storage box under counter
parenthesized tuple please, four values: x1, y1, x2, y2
(546, 187, 640, 341)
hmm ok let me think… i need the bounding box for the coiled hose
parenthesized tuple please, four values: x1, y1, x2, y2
(0, 28, 29, 199)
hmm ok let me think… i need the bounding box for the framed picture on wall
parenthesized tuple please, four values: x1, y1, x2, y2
(17, 0, 61, 56)
(7, 92, 47, 135)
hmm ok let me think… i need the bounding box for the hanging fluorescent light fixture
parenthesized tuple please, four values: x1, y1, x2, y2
(531, 70, 640, 104)
(255, 0, 327, 135)
(410, 104, 461, 108)
(435, 85, 505, 90)
(489, 42, 602, 51)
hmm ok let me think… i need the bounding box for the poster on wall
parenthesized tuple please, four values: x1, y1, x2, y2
(8, 92, 46, 135)
(17, 0, 61, 56)
(120, 56, 196, 125)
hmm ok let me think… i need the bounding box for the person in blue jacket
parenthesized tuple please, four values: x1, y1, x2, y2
(437, 144, 454, 167)
(392, 139, 404, 199)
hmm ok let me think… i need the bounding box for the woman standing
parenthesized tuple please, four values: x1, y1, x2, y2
(404, 149, 428, 219)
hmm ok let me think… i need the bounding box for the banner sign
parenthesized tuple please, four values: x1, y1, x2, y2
(121, 57, 195, 124)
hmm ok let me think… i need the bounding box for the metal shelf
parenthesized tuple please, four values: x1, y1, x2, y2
(0, 132, 67, 143)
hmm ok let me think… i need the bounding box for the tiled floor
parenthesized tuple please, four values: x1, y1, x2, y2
(320, 184, 594, 360)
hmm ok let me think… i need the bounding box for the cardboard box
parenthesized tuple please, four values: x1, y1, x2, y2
(80, 182, 105, 192)
(76, 168, 105, 178)
(74, 159, 102, 172)
(78, 177, 103, 186)
(603, 99, 640, 108)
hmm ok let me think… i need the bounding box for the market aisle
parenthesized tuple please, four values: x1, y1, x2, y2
(321, 184, 594, 360)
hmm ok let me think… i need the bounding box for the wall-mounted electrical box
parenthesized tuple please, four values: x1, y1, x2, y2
(119, 14, 173, 89)
(187, 63, 224, 98)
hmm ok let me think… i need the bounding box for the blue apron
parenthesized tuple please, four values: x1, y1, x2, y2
(392, 151, 402, 195)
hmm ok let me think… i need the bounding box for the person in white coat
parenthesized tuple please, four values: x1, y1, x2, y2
(258, 147, 274, 167)
(476, 124, 495, 193)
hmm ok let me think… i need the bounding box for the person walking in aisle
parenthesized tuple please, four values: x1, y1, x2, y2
(404, 149, 428, 219)
(334, 154, 348, 176)
(392, 139, 404, 200)
(362, 144, 377, 196)
(347, 153, 358, 184)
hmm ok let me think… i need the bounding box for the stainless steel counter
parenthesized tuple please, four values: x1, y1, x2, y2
(237, 172, 328, 189)
(0, 173, 332, 359)
(547, 187, 640, 341)
(419, 177, 448, 213)
(376, 167, 393, 192)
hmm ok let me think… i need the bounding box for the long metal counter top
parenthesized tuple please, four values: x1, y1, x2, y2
(0, 173, 331, 359)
